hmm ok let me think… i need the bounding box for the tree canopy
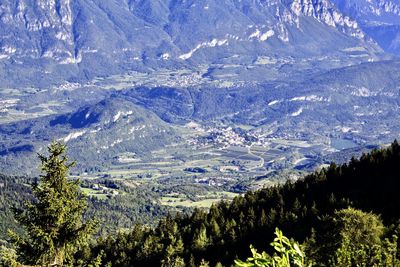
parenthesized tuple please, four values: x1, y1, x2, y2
(2, 141, 400, 266)
(8, 142, 96, 266)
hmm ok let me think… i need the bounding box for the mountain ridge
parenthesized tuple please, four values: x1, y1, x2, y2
(332, 0, 400, 55)
(0, 97, 179, 175)
(0, 0, 384, 87)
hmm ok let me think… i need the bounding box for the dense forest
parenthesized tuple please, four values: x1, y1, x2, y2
(1, 141, 400, 266)
(0, 175, 33, 241)
(88, 141, 400, 266)
(0, 175, 173, 241)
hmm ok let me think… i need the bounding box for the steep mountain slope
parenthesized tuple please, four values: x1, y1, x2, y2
(0, 97, 178, 175)
(0, 0, 383, 87)
(0, 0, 398, 179)
(124, 60, 400, 139)
(332, 0, 400, 55)
(2, 59, 398, 176)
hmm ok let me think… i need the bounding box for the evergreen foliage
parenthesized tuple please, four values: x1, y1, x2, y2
(7, 142, 96, 266)
(0, 175, 32, 241)
(2, 141, 400, 266)
(307, 208, 399, 266)
(86, 141, 400, 266)
(0, 173, 170, 242)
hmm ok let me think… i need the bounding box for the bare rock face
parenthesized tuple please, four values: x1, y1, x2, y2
(0, 0, 398, 177)
(0, 0, 75, 62)
(291, 0, 365, 38)
(331, 0, 400, 55)
(0, 0, 383, 86)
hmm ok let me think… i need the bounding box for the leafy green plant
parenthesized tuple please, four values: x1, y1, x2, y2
(235, 228, 309, 267)
(0, 245, 18, 267)
(310, 208, 400, 267)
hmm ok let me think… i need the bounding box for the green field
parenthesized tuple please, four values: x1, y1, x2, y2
(160, 191, 239, 208)
(81, 187, 111, 200)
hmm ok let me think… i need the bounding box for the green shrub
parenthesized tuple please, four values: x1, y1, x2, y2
(235, 228, 309, 267)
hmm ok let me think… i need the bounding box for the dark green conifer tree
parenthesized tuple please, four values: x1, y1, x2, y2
(9, 142, 96, 266)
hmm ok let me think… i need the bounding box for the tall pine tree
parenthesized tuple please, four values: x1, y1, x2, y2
(9, 142, 96, 266)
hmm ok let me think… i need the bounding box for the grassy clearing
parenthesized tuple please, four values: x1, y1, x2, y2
(81, 187, 109, 200)
(161, 197, 220, 208)
(0, 101, 62, 123)
(160, 191, 239, 208)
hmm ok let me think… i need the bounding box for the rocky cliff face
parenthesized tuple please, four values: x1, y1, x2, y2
(0, 0, 75, 62)
(291, 0, 364, 38)
(332, 0, 400, 21)
(332, 0, 400, 54)
(0, 0, 383, 86)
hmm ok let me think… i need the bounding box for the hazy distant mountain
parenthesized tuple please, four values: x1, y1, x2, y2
(1, 0, 399, 177)
(332, 0, 400, 55)
(2, 59, 400, 175)
(0, 0, 383, 86)
(0, 97, 178, 174)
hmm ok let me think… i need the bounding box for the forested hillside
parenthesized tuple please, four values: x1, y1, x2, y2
(0, 175, 32, 243)
(1, 141, 400, 266)
(0, 176, 171, 242)
(86, 141, 400, 266)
